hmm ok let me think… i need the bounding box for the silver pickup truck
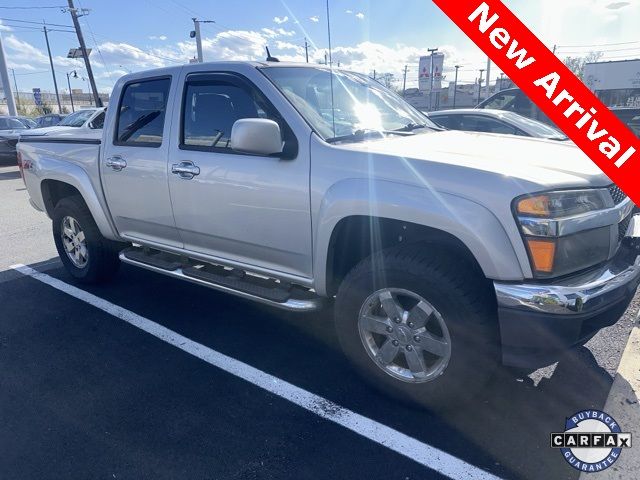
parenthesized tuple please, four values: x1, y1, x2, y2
(17, 61, 640, 409)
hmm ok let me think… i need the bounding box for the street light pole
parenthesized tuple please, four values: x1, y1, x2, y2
(66, 70, 77, 112)
(402, 64, 408, 97)
(0, 33, 17, 116)
(427, 47, 438, 111)
(453, 65, 460, 108)
(477, 69, 485, 105)
(10, 68, 20, 112)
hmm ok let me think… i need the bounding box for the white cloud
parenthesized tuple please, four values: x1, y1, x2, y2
(273, 16, 288, 24)
(605, 1, 631, 9)
(355, 12, 365, 19)
(0, 21, 12, 32)
(309, 16, 320, 22)
(345, 9, 353, 14)
(276, 28, 295, 37)
(148, 35, 167, 41)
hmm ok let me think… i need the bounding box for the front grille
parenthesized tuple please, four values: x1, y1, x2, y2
(618, 213, 632, 242)
(608, 184, 627, 205)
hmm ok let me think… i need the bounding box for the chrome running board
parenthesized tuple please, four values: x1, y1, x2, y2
(119, 249, 324, 312)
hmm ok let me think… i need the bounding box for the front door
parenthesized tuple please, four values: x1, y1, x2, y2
(101, 75, 182, 248)
(167, 72, 312, 278)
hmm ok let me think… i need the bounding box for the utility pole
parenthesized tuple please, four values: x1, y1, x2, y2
(10, 68, 20, 111)
(67, 0, 101, 107)
(0, 33, 17, 116)
(485, 57, 491, 101)
(192, 18, 203, 62)
(66, 70, 77, 112)
(453, 65, 460, 108)
(304, 38, 309, 63)
(402, 65, 408, 97)
(477, 69, 485, 105)
(43, 26, 62, 113)
(373, 69, 376, 79)
(191, 18, 215, 63)
(499, 72, 505, 91)
(552, 44, 557, 55)
(427, 47, 438, 111)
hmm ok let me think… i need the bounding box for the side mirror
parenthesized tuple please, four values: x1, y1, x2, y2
(230, 118, 283, 156)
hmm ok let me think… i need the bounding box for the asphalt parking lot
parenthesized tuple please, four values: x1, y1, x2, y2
(1, 162, 638, 480)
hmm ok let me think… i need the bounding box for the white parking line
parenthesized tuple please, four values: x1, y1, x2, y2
(12, 263, 502, 480)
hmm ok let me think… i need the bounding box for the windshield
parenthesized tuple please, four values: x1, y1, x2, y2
(261, 66, 436, 141)
(501, 111, 568, 140)
(16, 117, 37, 128)
(0, 117, 27, 130)
(58, 109, 96, 127)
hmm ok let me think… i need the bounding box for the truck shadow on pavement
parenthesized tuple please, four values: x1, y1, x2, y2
(9, 261, 621, 480)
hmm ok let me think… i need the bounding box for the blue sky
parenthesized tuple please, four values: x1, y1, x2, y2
(1, 0, 639, 95)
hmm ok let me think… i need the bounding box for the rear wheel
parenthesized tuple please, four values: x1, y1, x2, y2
(52, 196, 123, 284)
(334, 244, 499, 410)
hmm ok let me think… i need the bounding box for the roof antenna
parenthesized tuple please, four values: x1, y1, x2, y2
(265, 46, 280, 62)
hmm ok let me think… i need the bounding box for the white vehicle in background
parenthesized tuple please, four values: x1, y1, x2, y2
(428, 109, 569, 141)
(22, 108, 106, 137)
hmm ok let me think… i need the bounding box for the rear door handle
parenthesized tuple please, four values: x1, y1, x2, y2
(105, 156, 127, 171)
(171, 161, 200, 180)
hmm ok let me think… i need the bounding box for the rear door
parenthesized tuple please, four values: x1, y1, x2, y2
(101, 75, 183, 248)
(166, 71, 312, 278)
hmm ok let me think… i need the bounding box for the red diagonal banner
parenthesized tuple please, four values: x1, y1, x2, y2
(433, 0, 640, 204)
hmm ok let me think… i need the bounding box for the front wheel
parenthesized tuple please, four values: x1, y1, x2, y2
(52, 196, 122, 284)
(334, 245, 499, 411)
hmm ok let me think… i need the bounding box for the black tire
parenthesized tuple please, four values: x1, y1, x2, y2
(334, 244, 499, 411)
(52, 195, 123, 284)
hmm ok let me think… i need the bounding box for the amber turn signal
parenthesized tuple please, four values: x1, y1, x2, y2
(526, 238, 556, 273)
(517, 195, 550, 216)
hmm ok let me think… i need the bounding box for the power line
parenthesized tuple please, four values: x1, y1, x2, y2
(0, 17, 73, 28)
(14, 70, 51, 75)
(556, 40, 640, 49)
(0, 5, 66, 9)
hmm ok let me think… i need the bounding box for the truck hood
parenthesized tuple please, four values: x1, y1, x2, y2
(339, 130, 610, 189)
(20, 126, 80, 136)
(0, 129, 27, 139)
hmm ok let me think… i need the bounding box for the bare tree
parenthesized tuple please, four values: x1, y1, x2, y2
(563, 51, 603, 80)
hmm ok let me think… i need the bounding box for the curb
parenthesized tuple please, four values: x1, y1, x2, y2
(580, 325, 640, 479)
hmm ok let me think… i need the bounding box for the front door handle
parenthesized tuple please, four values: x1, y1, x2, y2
(105, 156, 127, 171)
(171, 161, 200, 180)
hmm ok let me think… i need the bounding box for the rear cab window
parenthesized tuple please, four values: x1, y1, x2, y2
(115, 77, 171, 147)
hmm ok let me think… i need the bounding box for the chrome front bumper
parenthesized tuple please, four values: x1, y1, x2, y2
(494, 253, 640, 316)
(494, 213, 640, 368)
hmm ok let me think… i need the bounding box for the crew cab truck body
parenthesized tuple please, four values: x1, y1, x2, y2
(17, 62, 640, 409)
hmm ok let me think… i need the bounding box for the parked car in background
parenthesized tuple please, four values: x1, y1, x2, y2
(35, 113, 66, 128)
(611, 107, 640, 137)
(0, 116, 29, 162)
(476, 88, 553, 125)
(478, 88, 640, 138)
(14, 116, 38, 129)
(24, 108, 105, 137)
(429, 109, 569, 141)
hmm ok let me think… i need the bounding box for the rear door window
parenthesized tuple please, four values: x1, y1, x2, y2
(115, 77, 171, 147)
(459, 115, 518, 135)
(430, 115, 460, 129)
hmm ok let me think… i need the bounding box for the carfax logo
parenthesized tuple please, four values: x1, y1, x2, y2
(551, 409, 632, 473)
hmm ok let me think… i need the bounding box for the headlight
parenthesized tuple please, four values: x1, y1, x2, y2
(516, 190, 609, 218)
(514, 189, 612, 278)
